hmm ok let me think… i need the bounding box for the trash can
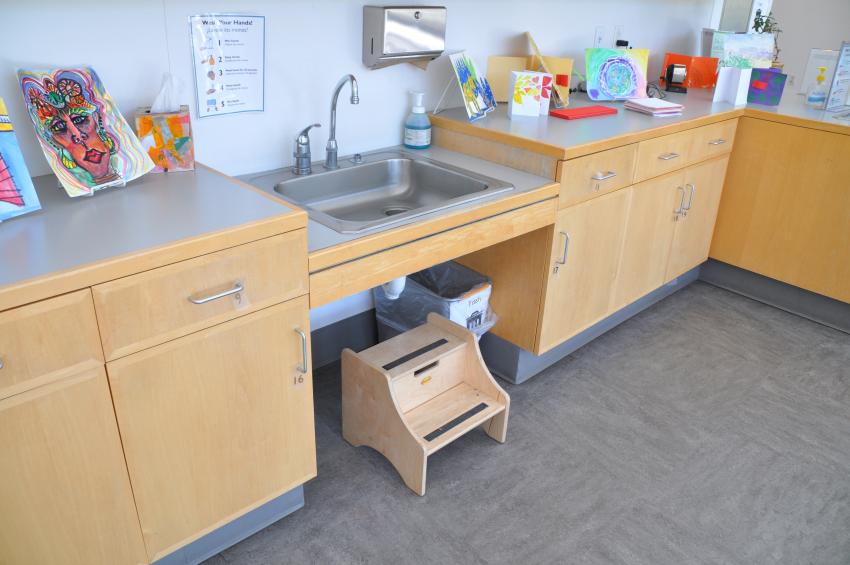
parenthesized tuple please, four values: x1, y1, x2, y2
(374, 261, 497, 341)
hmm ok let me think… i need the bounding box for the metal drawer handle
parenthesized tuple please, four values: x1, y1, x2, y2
(188, 281, 244, 305)
(294, 328, 308, 374)
(708, 138, 726, 146)
(0, 357, 4, 370)
(590, 171, 617, 181)
(658, 152, 680, 161)
(554, 231, 570, 274)
(674, 186, 686, 221)
(683, 183, 696, 214)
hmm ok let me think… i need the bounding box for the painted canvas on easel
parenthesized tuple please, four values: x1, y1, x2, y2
(0, 98, 41, 222)
(586, 48, 650, 101)
(18, 67, 153, 198)
(449, 52, 497, 121)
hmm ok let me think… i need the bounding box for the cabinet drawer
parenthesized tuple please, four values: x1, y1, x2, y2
(94, 231, 308, 360)
(689, 119, 737, 162)
(558, 144, 637, 207)
(635, 130, 692, 182)
(0, 290, 103, 399)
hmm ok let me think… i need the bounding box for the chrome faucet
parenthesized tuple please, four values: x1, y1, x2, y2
(292, 123, 320, 175)
(325, 74, 359, 170)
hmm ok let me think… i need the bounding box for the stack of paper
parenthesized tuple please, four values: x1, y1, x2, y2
(624, 98, 684, 117)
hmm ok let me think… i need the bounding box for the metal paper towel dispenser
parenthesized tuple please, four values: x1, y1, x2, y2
(363, 6, 446, 69)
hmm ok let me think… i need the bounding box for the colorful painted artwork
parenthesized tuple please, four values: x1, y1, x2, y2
(720, 34, 774, 69)
(0, 98, 41, 222)
(135, 106, 195, 173)
(18, 67, 153, 198)
(507, 71, 543, 117)
(449, 52, 497, 122)
(747, 68, 787, 105)
(585, 48, 649, 101)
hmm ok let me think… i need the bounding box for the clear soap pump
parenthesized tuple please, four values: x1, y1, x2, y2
(403, 91, 431, 149)
(806, 66, 829, 109)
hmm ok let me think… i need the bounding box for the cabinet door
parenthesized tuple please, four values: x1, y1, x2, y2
(667, 156, 730, 281)
(0, 366, 147, 565)
(107, 296, 316, 561)
(537, 190, 631, 353)
(611, 171, 684, 310)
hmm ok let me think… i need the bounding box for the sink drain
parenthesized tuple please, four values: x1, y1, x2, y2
(383, 206, 412, 217)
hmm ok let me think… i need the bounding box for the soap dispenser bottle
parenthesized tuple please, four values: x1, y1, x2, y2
(806, 66, 829, 109)
(403, 91, 431, 149)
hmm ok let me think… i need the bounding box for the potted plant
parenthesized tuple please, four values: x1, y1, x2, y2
(752, 9, 783, 69)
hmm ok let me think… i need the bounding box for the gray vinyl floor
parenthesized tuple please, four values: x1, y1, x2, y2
(205, 282, 850, 565)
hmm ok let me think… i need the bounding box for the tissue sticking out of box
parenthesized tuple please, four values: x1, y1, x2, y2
(150, 73, 182, 114)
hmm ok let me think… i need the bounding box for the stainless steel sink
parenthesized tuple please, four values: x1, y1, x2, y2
(248, 151, 514, 233)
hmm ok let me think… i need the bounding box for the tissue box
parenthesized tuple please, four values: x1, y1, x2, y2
(135, 106, 194, 173)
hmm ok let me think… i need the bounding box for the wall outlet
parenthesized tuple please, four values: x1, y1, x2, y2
(593, 26, 606, 49)
(613, 25, 624, 47)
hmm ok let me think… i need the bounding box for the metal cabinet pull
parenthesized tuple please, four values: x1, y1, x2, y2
(590, 171, 617, 181)
(553, 231, 570, 273)
(683, 183, 696, 215)
(0, 357, 4, 370)
(658, 152, 680, 161)
(674, 186, 686, 221)
(294, 328, 308, 374)
(708, 138, 726, 146)
(188, 281, 244, 305)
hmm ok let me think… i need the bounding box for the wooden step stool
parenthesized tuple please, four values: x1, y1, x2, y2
(342, 313, 510, 495)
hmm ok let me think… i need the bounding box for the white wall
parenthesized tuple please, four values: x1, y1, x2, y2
(2, 0, 716, 328)
(770, 0, 850, 86)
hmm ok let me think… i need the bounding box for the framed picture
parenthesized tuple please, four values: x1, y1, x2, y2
(0, 97, 41, 222)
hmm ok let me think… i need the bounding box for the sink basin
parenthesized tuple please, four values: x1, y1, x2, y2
(249, 151, 514, 233)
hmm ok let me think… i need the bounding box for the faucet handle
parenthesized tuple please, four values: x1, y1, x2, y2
(295, 123, 321, 146)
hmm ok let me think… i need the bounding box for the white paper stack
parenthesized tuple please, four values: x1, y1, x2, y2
(624, 97, 684, 117)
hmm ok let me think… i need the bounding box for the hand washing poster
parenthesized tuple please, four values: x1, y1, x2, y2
(189, 14, 265, 118)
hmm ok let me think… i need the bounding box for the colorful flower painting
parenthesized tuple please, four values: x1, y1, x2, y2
(508, 71, 545, 118)
(449, 52, 497, 122)
(0, 98, 41, 222)
(136, 106, 195, 173)
(585, 48, 650, 101)
(18, 67, 153, 198)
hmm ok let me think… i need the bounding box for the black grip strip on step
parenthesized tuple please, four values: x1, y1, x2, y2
(424, 402, 489, 442)
(382, 339, 448, 371)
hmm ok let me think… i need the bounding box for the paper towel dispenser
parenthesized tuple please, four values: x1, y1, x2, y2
(363, 6, 446, 69)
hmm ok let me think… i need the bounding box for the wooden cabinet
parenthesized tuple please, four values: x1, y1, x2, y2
(635, 130, 692, 182)
(107, 296, 316, 561)
(710, 117, 850, 303)
(537, 190, 631, 353)
(667, 156, 730, 281)
(689, 119, 737, 162)
(0, 290, 103, 399)
(611, 172, 684, 309)
(0, 366, 147, 565)
(93, 232, 308, 361)
(558, 144, 637, 207)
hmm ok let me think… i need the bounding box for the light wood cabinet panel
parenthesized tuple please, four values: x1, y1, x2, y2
(537, 190, 631, 353)
(0, 366, 147, 565)
(107, 296, 316, 561)
(0, 289, 103, 400)
(558, 144, 637, 208)
(93, 231, 308, 360)
(611, 172, 684, 310)
(667, 156, 730, 281)
(710, 118, 850, 303)
(689, 119, 737, 162)
(635, 129, 693, 182)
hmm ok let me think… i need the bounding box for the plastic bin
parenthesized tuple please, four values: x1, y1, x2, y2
(374, 261, 497, 341)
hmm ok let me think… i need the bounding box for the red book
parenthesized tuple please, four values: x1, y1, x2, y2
(549, 105, 618, 120)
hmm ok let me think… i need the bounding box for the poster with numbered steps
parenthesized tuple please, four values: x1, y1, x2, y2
(189, 14, 265, 118)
